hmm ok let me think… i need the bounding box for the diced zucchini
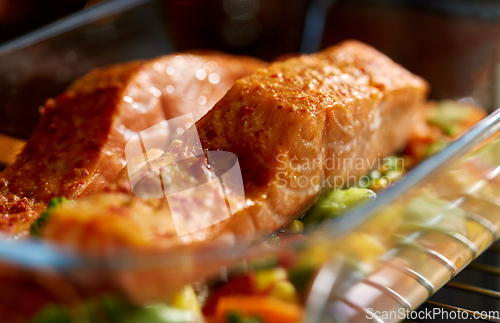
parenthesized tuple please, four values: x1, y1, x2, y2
(402, 196, 467, 236)
(428, 100, 471, 136)
(423, 140, 448, 158)
(304, 187, 376, 226)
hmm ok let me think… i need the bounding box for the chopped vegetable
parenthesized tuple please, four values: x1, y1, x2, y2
(227, 312, 262, 323)
(404, 121, 442, 160)
(133, 304, 195, 323)
(31, 304, 70, 323)
(216, 296, 303, 323)
(172, 286, 201, 316)
(30, 197, 69, 238)
(358, 169, 381, 189)
(370, 177, 390, 192)
(202, 274, 257, 316)
(269, 281, 298, 303)
(284, 220, 304, 234)
(287, 266, 316, 295)
(31, 295, 195, 323)
(385, 169, 404, 182)
(423, 140, 448, 158)
(255, 268, 287, 291)
(428, 100, 472, 136)
(402, 196, 467, 236)
(245, 257, 280, 271)
(405, 101, 485, 160)
(304, 187, 376, 226)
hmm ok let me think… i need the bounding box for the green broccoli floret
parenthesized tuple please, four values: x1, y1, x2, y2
(30, 197, 69, 238)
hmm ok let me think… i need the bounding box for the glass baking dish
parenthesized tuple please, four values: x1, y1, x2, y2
(1, 0, 500, 322)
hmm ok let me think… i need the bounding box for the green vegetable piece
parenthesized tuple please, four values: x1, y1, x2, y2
(47, 197, 69, 209)
(403, 196, 467, 236)
(243, 257, 280, 272)
(304, 187, 376, 226)
(100, 295, 131, 322)
(287, 265, 316, 295)
(423, 140, 448, 158)
(427, 100, 471, 136)
(30, 197, 69, 238)
(228, 312, 262, 323)
(31, 295, 130, 323)
(123, 304, 195, 323)
(31, 304, 71, 323)
(31, 295, 195, 323)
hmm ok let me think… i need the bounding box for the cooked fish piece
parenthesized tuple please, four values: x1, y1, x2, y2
(43, 40, 428, 254)
(0, 52, 265, 237)
(203, 40, 429, 243)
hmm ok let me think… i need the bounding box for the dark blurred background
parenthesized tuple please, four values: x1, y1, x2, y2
(1, 0, 500, 101)
(0, 0, 89, 43)
(1, 0, 500, 140)
(1, 0, 500, 99)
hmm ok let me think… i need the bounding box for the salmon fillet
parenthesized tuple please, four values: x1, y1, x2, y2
(43, 41, 428, 254)
(0, 52, 265, 237)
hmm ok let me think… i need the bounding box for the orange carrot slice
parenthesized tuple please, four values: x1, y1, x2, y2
(215, 295, 303, 323)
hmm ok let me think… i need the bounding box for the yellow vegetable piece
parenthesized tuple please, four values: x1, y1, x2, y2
(371, 177, 389, 192)
(269, 281, 299, 304)
(256, 268, 288, 291)
(335, 232, 386, 266)
(172, 285, 201, 315)
(386, 169, 404, 181)
(285, 220, 304, 234)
